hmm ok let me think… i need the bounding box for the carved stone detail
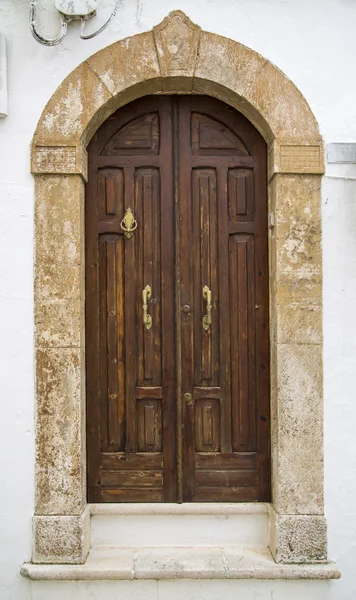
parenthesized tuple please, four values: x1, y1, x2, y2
(153, 10, 201, 78)
(32, 144, 88, 181)
(269, 142, 324, 178)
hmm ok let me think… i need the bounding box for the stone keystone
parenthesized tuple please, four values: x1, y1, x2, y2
(153, 11, 201, 79)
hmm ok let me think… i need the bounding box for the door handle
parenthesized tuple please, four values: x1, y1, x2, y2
(142, 285, 152, 330)
(202, 285, 212, 331)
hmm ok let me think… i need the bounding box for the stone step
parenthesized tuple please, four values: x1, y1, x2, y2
(90, 502, 270, 548)
(22, 545, 340, 582)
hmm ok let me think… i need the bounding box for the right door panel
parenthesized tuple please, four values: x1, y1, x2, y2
(178, 97, 270, 502)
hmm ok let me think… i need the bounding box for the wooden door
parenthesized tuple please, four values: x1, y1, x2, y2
(86, 97, 176, 502)
(178, 97, 270, 501)
(86, 95, 270, 503)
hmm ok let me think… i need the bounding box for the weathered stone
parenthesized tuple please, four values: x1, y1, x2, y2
(33, 507, 90, 564)
(268, 174, 323, 346)
(241, 61, 321, 145)
(154, 11, 201, 84)
(32, 144, 88, 180)
(269, 508, 327, 564)
(273, 175, 322, 278)
(88, 31, 160, 97)
(273, 343, 324, 515)
(275, 276, 322, 344)
(35, 347, 85, 515)
(35, 298, 82, 348)
(194, 32, 270, 142)
(195, 32, 265, 98)
(269, 142, 324, 178)
(36, 262, 81, 302)
(35, 175, 84, 301)
(34, 62, 112, 146)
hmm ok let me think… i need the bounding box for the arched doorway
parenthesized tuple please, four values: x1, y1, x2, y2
(30, 11, 328, 565)
(86, 95, 270, 503)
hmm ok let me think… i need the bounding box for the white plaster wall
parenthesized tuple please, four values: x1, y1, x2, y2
(0, 1, 355, 598)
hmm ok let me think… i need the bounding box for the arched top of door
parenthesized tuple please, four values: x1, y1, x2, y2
(91, 95, 263, 159)
(31, 10, 324, 180)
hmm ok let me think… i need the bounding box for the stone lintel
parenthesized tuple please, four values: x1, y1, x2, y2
(32, 144, 88, 181)
(32, 506, 90, 564)
(269, 506, 328, 564)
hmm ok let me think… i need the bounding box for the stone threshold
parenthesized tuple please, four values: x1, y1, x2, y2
(90, 502, 269, 516)
(21, 546, 341, 581)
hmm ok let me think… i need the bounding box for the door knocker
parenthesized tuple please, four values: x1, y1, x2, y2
(120, 207, 137, 239)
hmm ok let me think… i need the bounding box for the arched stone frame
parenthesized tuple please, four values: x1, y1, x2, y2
(31, 11, 326, 566)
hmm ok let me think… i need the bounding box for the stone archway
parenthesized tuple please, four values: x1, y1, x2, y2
(32, 11, 326, 565)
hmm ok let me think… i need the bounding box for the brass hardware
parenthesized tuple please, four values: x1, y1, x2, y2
(202, 285, 212, 331)
(184, 392, 193, 406)
(120, 207, 137, 239)
(142, 285, 152, 330)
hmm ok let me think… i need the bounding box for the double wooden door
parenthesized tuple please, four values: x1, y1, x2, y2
(86, 95, 270, 503)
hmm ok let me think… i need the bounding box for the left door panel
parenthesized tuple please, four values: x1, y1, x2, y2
(86, 97, 176, 502)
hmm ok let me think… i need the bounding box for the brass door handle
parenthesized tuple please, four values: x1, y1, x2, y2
(202, 285, 212, 331)
(142, 285, 152, 330)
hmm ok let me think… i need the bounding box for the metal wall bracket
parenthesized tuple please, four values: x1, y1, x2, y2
(327, 143, 356, 164)
(29, 0, 119, 46)
(0, 35, 7, 118)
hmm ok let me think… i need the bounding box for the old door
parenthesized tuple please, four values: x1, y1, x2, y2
(86, 95, 270, 503)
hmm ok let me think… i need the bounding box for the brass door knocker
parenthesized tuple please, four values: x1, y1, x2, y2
(120, 207, 137, 239)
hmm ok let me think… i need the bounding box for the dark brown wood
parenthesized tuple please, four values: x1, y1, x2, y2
(194, 487, 259, 502)
(101, 470, 163, 487)
(178, 98, 195, 501)
(86, 97, 176, 502)
(178, 96, 270, 502)
(102, 453, 163, 470)
(86, 95, 270, 503)
(102, 488, 164, 502)
(196, 452, 257, 470)
(195, 470, 257, 487)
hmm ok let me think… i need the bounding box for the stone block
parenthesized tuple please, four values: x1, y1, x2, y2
(35, 347, 85, 515)
(88, 31, 160, 96)
(35, 175, 84, 301)
(33, 507, 90, 564)
(35, 298, 82, 348)
(195, 31, 266, 96)
(35, 175, 83, 266)
(272, 174, 322, 278)
(269, 142, 324, 177)
(269, 508, 327, 564)
(194, 32, 270, 142)
(241, 61, 321, 145)
(32, 144, 88, 180)
(34, 62, 112, 146)
(275, 276, 322, 344)
(272, 343, 324, 515)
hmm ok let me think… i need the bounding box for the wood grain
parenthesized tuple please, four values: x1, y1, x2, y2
(86, 95, 270, 503)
